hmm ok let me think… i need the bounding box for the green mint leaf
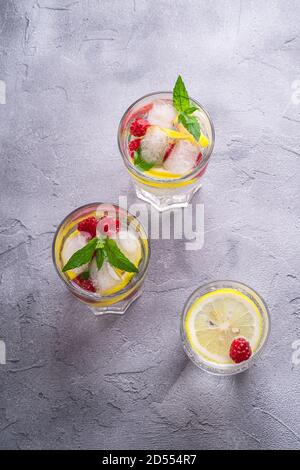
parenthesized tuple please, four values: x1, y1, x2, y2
(62, 237, 98, 272)
(184, 106, 198, 115)
(173, 75, 190, 113)
(95, 247, 105, 271)
(178, 112, 201, 142)
(133, 148, 154, 172)
(80, 271, 90, 280)
(104, 238, 139, 273)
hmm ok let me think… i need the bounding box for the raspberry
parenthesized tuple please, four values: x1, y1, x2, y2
(78, 217, 98, 238)
(163, 143, 175, 161)
(74, 275, 96, 292)
(98, 216, 120, 237)
(129, 139, 141, 158)
(130, 118, 150, 137)
(230, 337, 252, 364)
(196, 152, 203, 165)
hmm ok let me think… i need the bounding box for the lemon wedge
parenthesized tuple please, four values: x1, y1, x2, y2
(185, 288, 263, 364)
(159, 127, 192, 141)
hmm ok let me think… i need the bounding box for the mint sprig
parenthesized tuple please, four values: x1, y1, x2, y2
(62, 236, 139, 274)
(173, 75, 201, 142)
(133, 147, 154, 172)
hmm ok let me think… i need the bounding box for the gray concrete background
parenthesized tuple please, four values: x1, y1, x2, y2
(0, 0, 300, 450)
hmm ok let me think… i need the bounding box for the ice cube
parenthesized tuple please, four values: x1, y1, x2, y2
(141, 126, 170, 165)
(61, 232, 90, 275)
(116, 230, 141, 265)
(163, 140, 199, 174)
(147, 100, 177, 128)
(90, 259, 122, 294)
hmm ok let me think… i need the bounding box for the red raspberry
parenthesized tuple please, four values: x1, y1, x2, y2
(130, 118, 150, 137)
(128, 139, 141, 158)
(78, 217, 98, 238)
(74, 275, 96, 292)
(196, 152, 203, 165)
(230, 337, 252, 364)
(98, 216, 120, 237)
(163, 143, 175, 161)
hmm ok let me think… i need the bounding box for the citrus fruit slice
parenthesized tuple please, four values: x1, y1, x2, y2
(146, 166, 181, 179)
(185, 288, 263, 364)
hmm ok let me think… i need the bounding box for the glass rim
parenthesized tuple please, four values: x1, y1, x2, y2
(117, 91, 215, 183)
(52, 202, 151, 301)
(180, 280, 271, 375)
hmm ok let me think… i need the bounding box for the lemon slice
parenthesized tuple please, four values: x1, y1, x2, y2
(199, 134, 209, 148)
(185, 288, 263, 364)
(101, 271, 135, 296)
(146, 167, 181, 179)
(176, 123, 210, 148)
(159, 127, 191, 141)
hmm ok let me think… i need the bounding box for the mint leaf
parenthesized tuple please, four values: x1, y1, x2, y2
(134, 148, 154, 172)
(95, 247, 104, 270)
(178, 112, 201, 142)
(80, 271, 90, 280)
(173, 75, 190, 113)
(62, 237, 98, 272)
(184, 106, 198, 115)
(104, 238, 138, 273)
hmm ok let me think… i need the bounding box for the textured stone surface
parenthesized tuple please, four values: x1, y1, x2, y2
(0, 0, 300, 450)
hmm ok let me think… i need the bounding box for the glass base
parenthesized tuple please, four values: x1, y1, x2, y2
(89, 288, 142, 316)
(135, 183, 202, 212)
